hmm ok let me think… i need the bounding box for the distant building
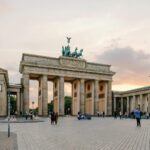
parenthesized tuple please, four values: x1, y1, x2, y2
(0, 68, 22, 116)
(113, 87, 150, 114)
(0, 68, 9, 116)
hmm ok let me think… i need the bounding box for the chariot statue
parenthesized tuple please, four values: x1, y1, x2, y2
(61, 37, 84, 58)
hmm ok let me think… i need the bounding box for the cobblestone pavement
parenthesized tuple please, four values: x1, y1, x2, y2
(0, 132, 18, 150)
(0, 117, 150, 150)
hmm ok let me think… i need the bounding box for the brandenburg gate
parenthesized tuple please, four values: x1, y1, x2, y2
(19, 39, 115, 116)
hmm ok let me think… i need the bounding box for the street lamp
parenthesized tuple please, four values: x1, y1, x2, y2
(8, 91, 10, 137)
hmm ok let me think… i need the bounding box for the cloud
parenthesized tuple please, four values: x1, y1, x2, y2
(0, 1, 11, 14)
(96, 47, 150, 86)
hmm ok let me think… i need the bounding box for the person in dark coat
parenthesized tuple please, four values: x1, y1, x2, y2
(102, 111, 105, 118)
(114, 111, 118, 119)
(51, 112, 55, 125)
(55, 112, 58, 125)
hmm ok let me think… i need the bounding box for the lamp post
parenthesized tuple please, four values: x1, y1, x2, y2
(8, 91, 10, 137)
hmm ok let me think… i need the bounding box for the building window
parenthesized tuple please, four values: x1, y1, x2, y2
(74, 83, 77, 89)
(86, 93, 92, 98)
(87, 84, 90, 91)
(99, 93, 105, 98)
(55, 82, 57, 88)
(39, 90, 41, 96)
(54, 91, 58, 97)
(99, 85, 103, 91)
(0, 84, 2, 92)
(74, 92, 77, 97)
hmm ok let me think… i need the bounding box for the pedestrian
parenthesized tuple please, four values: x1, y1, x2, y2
(25, 111, 28, 120)
(119, 111, 122, 119)
(77, 112, 81, 120)
(124, 112, 128, 119)
(102, 111, 105, 118)
(146, 112, 149, 119)
(55, 112, 58, 124)
(30, 111, 33, 120)
(51, 112, 55, 124)
(114, 111, 117, 119)
(134, 108, 141, 127)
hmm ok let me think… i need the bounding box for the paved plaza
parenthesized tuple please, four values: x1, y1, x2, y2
(0, 117, 150, 150)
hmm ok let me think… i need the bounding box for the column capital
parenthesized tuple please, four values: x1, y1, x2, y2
(80, 79, 85, 83)
(23, 73, 29, 77)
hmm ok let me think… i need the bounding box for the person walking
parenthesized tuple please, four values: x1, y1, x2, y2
(102, 111, 105, 118)
(134, 108, 141, 127)
(25, 111, 28, 120)
(146, 111, 149, 119)
(119, 111, 122, 119)
(114, 111, 117, 119)
(51, 112, 55, 125)
(55, 112, 58, 124)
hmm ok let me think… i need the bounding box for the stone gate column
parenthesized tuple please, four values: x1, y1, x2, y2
(94, 80, 99, 115)
(85, 80, 94, 115)
(148, 94, 150, 112)
(38, 78, 42, 115)
(127, 97, 129, 113)
(23, 74, 29, 113)
(140, 94, 143, 111)
(72, 80, 80, 115)
(107, 81, 112, 115)
(59, 76, 64, 115)
(38, 75, 48, 116)
(20, 78, 23, 113)
(132, 95, 135, 111)
(114, 97, 116, 112)
(17, 91, 20, 115)
(121, 97, 123, 113)
(80, 79, 85, 114)
(42, 75, 48, 116)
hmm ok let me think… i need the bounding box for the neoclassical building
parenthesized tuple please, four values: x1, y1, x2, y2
(0, 53, 115, 116)
(113, 86, 150, 114)
(1, 57, 150, 117)
(0, 68, 22, 116)
(20, 53, 115, 116)
(0, 68, 9, 116)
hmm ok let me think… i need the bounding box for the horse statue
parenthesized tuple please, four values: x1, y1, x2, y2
(61, 37, 84, 58)
(71, 47, 78, 57)
(62, 45, 71, 57)
(76, 49, 83, 58)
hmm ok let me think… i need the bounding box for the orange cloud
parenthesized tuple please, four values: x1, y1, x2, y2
(97, 46, 150, 90)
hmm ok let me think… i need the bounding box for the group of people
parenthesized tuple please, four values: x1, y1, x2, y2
(97, 111, 105, 118)
(77, 112, 91, 120)
(50, 112, 58, 125)
(114, 111, 128, 119)
(114, 108, 142, 127)
(25, 111, 35, 120)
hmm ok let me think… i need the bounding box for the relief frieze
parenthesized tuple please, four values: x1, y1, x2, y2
(59, 57, 86, 69)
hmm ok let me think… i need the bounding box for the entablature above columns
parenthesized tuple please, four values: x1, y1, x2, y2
(20, 54, 115, 77)
(22, 66, 113, 81)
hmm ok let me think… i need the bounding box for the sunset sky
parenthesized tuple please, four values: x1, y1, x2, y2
(0, 0, 150, 105)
